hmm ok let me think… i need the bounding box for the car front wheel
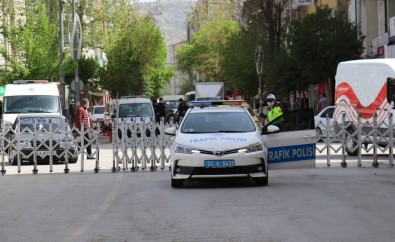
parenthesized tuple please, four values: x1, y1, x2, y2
(316, 127, 323, 142)
(171, 177, 184, 188)
(68, 156, 78, 163)
(345, 128, 358, 156)
(255, 175, 268, 186)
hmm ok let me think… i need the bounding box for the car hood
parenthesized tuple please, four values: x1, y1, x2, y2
(175, 132, 261, 150)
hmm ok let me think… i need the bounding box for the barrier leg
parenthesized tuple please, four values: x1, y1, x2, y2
(1, 152, 6, 175)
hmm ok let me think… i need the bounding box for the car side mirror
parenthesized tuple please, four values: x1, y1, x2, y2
(164, 127, 177, 136)
(261, 125, 280, 135)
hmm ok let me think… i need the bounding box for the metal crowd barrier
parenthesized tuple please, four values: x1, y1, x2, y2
(0, 119, 101, 175)
(110, 118, 176, 173)
(316, 112, 395, 168)
(2, 112, 395, 175)
(0, 117, 177, 175)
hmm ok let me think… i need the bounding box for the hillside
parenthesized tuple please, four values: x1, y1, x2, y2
(138, 0, 195, 46)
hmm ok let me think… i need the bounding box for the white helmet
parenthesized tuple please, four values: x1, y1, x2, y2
(267, 94, 276, 100)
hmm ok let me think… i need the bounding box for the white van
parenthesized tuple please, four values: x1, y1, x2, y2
(333, 59, 395, 155)
(2, 80, 62, 129)
(112, 97, 155, 123)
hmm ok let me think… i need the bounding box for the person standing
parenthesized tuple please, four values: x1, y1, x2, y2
(153, 99, 160, 122)
(281, 97, 290, 114)
(157, 97, 166, 122)
(69, 101, 75, 125)
(176, 98, 189, 122)
(319, 93, 328, 111)
(76, 98, 95, 159)
(299, 93, 309, 109)
(266, 94, 283, 123)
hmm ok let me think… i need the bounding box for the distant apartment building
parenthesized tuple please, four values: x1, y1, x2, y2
(167, 40, 188, 95)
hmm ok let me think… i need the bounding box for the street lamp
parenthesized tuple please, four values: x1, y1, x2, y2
(255, 45, 263, 116)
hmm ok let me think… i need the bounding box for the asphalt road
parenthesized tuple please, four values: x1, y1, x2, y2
(1, 165, 395, 242)
(1, 139, 395, 241)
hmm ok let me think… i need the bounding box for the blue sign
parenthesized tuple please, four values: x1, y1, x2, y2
(268, 143, 316, 164)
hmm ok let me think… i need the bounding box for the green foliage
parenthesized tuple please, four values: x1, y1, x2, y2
(0, 1, 59, 84)
(98, 0, 172, 98)
(270, 6, 365, 93)
(176, 19, 240, 81)
(220, 28, 258, 98)
(0, 0, 170, 98)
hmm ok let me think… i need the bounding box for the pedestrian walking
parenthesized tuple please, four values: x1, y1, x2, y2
(76, 98, 95, 159)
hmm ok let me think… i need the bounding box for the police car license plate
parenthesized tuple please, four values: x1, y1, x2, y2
(204, 160, 234, 168)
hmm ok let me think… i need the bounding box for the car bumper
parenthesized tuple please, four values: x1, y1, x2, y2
(13, 148, 78, 162)
(171, 151, 267, 180)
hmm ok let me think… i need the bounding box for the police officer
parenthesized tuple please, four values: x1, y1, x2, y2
(266, 94, 283, 123)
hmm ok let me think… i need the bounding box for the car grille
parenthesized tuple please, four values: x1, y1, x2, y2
(27, 141, 60, 148)
(176, 164, 265, 176)
(198, 148, 239, 156)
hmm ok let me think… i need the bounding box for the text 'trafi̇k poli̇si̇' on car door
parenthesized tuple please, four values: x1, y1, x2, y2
(261, 108, 316, 169)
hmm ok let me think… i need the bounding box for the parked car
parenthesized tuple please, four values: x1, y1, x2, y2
(314, 106, 335, 141)
(89, 105, 105, 120)
(89, 105, 110, 129)
(7, 114, 78, 165)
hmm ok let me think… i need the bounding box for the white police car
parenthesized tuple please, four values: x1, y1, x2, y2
(165, 106, 316, 188)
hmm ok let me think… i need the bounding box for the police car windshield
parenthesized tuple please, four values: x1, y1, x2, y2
(4, 96, 59, 114)
(181, 112, 256, 133)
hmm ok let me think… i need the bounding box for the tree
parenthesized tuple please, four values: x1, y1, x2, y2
(0, 1, 59, 84)
(176, 19, 240, 81)
(220, 28, 258, 98)
(98, 0, 172, 98)
(270, 6, 364, 98)
(242, 0, 290, 62)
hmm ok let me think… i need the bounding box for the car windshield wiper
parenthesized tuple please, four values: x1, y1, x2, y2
(4, 111, 22, 114)
(216, 130, 245, 133)
(182, 130, 206, 133)
(28, 110, 46, 113)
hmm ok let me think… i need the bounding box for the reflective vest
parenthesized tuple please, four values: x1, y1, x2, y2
(268, 106, 283, 122)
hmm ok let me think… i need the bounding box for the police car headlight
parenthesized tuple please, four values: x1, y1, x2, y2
(242, 142, 263, 153)
(175, 144, 199, 154)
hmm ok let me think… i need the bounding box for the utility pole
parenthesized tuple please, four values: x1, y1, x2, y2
(59, 0, 65, 110)
(71, 0, 82, 107)
(255, 45, 263, 116)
